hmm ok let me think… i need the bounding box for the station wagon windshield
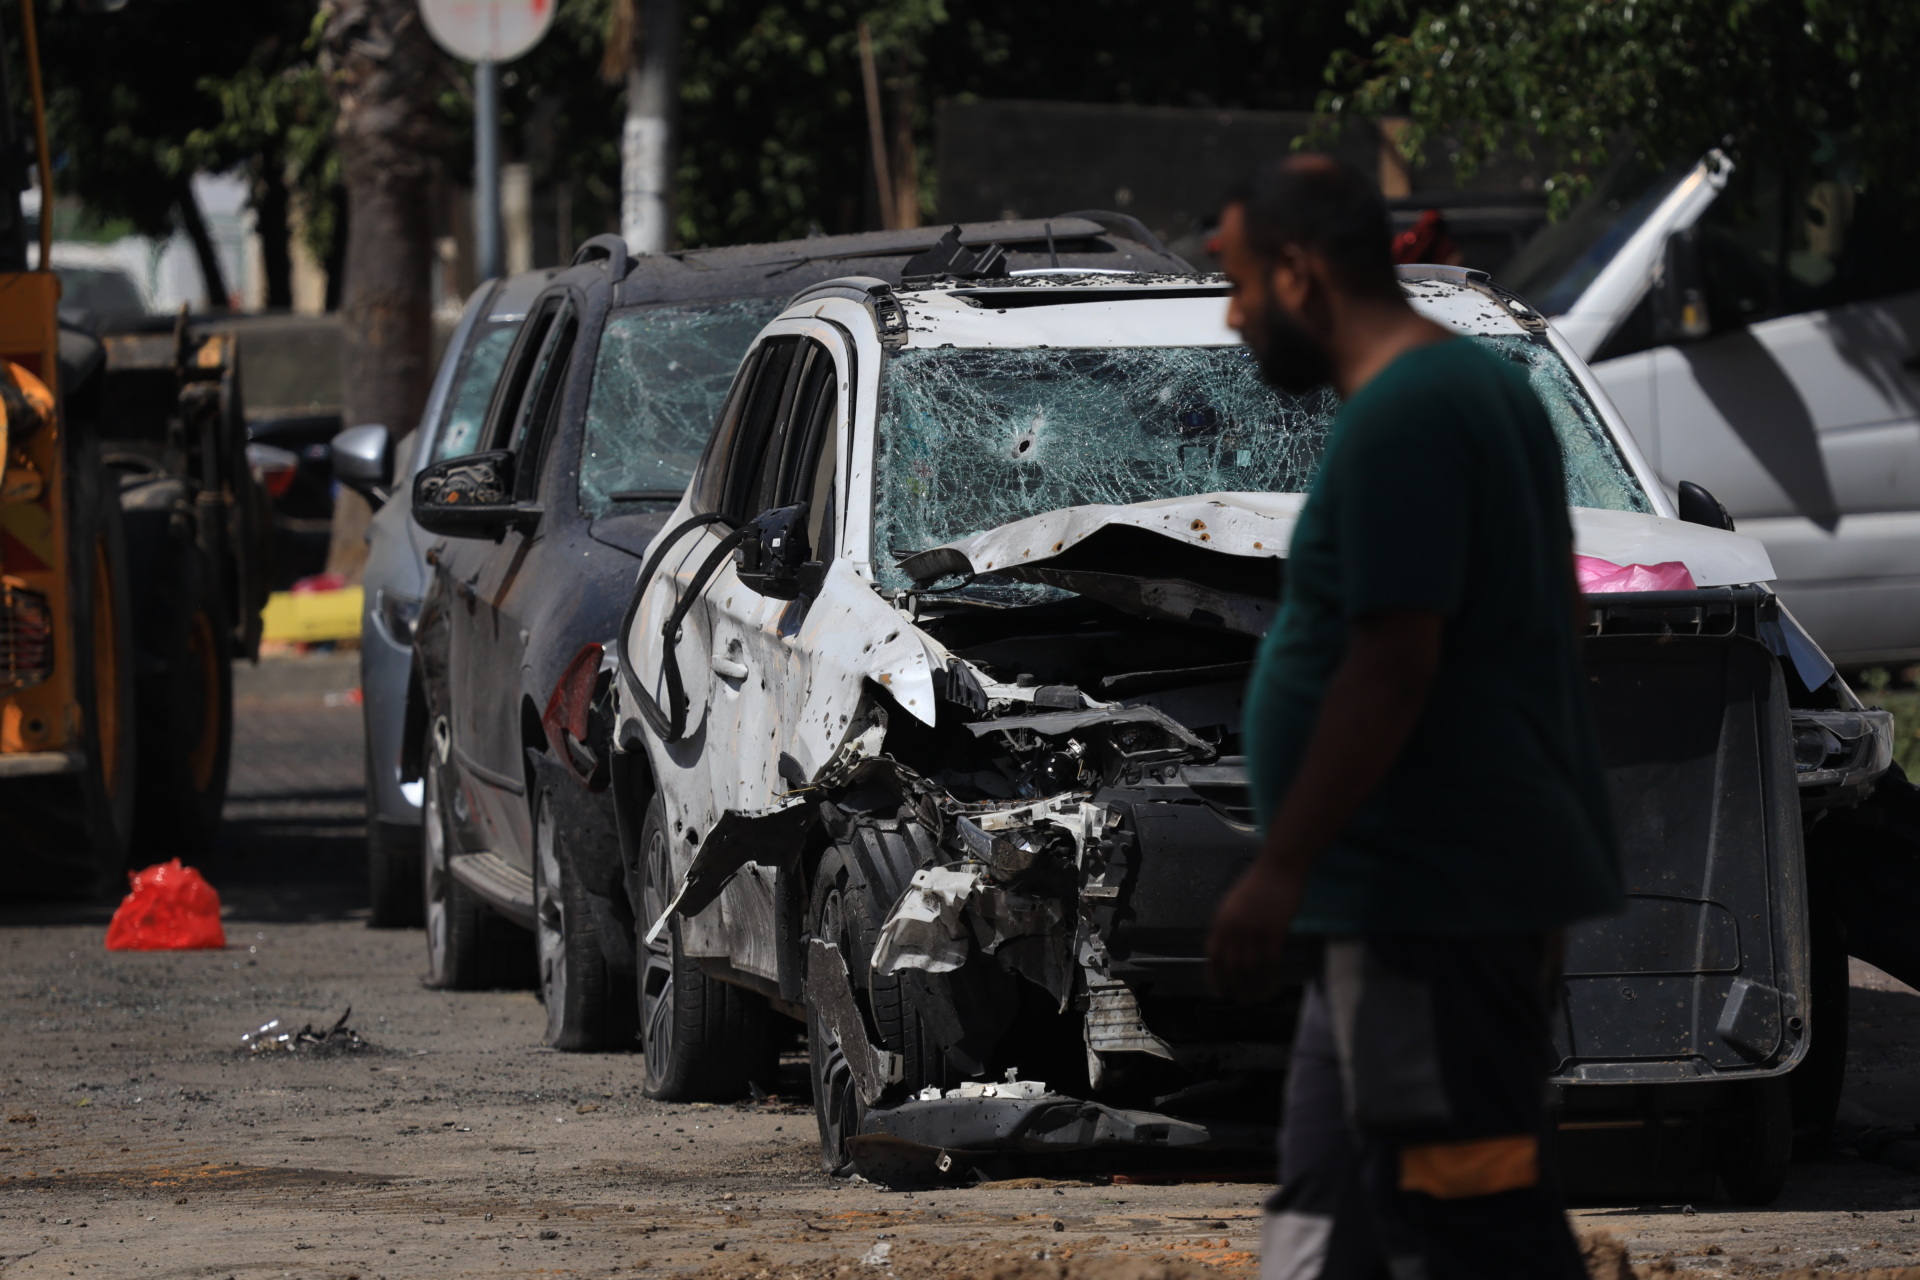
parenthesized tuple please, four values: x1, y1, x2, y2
(873, 335, 1649, 588)
(580, 299, 782, 516)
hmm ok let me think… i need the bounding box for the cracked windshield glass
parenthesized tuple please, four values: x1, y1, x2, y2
(580, 299, 782, 515)
(873, 333, 1647, 588)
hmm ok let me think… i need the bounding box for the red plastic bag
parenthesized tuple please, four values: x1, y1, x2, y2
(105, 859, 226, 951)
(1575, 554, 1697, 594)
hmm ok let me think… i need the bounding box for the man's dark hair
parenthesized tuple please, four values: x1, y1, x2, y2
(1229, 154, 1400, 301)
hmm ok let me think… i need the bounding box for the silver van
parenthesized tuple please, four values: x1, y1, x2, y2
(1506, 148, 1920, 665)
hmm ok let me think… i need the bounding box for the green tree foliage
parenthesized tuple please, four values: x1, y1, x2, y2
(1331, 0, 1920, 214)
(672, 0, 1377, 246)
(33, 1, 253, 227)
(184, 10, 338, 268)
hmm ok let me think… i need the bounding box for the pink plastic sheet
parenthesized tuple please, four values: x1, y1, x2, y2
(1576, 555, 1697, 594)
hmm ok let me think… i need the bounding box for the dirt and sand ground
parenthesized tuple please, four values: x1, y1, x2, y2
(8, 654, 1920, 1279)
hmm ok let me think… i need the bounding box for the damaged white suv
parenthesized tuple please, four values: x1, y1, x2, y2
(615, 267, 1892, 1189)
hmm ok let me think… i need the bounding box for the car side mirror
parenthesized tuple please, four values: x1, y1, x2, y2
(1677, 480, 1735, 532)
(412, 450, 538, 540)
(734, 502, 817, 600)
(1651, 228, 1711, 343)
(331, 423, 392, 508)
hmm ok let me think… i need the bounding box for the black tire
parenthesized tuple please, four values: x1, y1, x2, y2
(535, 788, 637, 1050)
(421, 743, 523, 989)
(129, 550, 232, 860)
(3, 459, 137, 898)
(1789, 890, 1849, 1141)
(637, 795, 775, 1100)
(1717, 1076, 1793, 1205)
(807, 840, 957, 1176)
(366, 773, 424, 928)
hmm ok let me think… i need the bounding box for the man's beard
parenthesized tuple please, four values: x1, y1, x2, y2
(1242, 297, 1334, 395)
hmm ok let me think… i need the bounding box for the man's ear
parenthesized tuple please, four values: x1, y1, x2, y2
(1268, 244, 1312, 313)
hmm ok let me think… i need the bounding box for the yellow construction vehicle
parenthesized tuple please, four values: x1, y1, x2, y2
(0, 0, 270, 895)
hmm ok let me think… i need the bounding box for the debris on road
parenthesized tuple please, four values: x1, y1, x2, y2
(104, 860, 226, 952)
(239, 1007, 369, 1055)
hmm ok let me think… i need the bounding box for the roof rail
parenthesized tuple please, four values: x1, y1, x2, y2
(572, 234, 630, 278)
(1395, 263, 1491, 285)
(1056, 209, 1178, 260)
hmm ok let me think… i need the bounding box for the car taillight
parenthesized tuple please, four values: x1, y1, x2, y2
(543, 643, 605, 783)
(1, 577, 53, 692)
(246, 443, 300, 499)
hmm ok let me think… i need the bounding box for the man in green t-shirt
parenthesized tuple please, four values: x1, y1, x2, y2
(1207, 156, 1623, 1278)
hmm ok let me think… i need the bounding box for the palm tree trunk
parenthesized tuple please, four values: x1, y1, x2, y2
(319, 0, 449, 582)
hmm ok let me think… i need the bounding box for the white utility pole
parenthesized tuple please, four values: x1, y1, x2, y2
(621, 0, 679, 254)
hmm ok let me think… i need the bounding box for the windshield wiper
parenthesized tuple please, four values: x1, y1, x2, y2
(608, 489, 684, 504)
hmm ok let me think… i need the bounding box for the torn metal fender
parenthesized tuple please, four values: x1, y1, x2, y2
(788, 561, 939, 790)
(806, 938, 905, 1105)
(870, 865, 986, 975)
(643, 797, 812, 942)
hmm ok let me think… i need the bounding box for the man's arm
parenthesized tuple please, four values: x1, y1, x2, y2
(1206, 609, 1445, 1001)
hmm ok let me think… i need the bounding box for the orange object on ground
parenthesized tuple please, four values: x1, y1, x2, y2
(105, 859, 226, 950)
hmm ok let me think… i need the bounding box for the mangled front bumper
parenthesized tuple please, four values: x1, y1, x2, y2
(848, 1089, 1273, 1182)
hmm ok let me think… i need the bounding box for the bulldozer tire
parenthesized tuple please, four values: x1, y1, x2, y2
(3, 458, 137, 898)
(129, 545, 232, 860)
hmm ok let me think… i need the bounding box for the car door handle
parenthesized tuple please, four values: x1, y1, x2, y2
(710, 652, 748, 680)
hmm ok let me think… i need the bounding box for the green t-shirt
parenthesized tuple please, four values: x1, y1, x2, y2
(1243, 337, 1623, 936)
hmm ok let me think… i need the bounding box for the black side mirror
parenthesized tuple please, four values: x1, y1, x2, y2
(331, 423, 391, 508)
(413, 450, 538, 540)
(1677, 480, 1735, 532)
(734, 503, 817, 599)
(1651, 228, 1710, 343)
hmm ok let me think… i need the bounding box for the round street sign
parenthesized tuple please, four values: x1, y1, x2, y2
(419, 0, 556, 63)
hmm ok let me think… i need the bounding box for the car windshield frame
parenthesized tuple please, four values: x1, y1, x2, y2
(868, 332, 1651, 591)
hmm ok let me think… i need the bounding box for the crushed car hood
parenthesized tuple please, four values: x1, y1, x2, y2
(900, 492, 1777, 591)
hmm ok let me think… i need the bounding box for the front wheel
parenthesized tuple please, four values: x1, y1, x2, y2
(807, 840, 955, 1175)
(130, 553, 231, 859)
(1717, 1076, 1793, 1205)
(637, 795, 774, 1099)
(421, 743, 520, 989)
(534, 788, 636, 1050)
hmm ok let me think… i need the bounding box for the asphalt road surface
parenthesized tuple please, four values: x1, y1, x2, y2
(7, 654, 1920, 1279)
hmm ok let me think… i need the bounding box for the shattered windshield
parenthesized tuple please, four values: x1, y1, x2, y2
(873, 335, 1648, 589)
(579, 299, 782, 517)
(429, 321, 520, 465)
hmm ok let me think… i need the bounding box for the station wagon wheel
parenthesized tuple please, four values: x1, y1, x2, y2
(534, 788, 635, 1051)
(421, 741, 508, 990)
(637, 795, 774, 1100)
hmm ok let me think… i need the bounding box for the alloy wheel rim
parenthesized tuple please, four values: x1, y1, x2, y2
(423, 760, 450, 981)
(810, 883, 862, 1169)
(640, 822, 675, 1084)
(534, 796, 568, 1044)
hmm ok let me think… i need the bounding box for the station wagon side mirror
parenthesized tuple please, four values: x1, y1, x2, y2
(412, 450, 538, 540)
(1677, 480, 1736, 532)
(734, 503, 818, 600)
(1651, 228, 1711, 344)
(331, 423, 391, 508)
